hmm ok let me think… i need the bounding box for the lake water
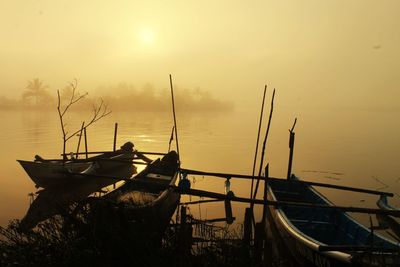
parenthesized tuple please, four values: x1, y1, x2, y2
(1, 107, 399, 228)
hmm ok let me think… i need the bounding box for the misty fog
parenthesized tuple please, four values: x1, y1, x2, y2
(0, 79, 234, 113)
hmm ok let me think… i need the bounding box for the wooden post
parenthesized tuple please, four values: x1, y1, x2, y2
(224, 199, 234, 224)
(84, 127, 88, 159)
(254, 222, 264, 266)
(286, 131, 295, 179)
(243, 207, 253, 246)
(263, 164, 272, 267)
(179, 206, 192, 256)
(262, 164, 269, 224)
(180, 206, 187, 231)
(76, 122, 85, 159)
(113, 122, 118, 151)
(287, 118, 297, 179)
(179, 206, 187, 250)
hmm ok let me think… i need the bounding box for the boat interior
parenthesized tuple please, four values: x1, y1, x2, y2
(269, 179, 397, 249)
(105, 151, 179, 206)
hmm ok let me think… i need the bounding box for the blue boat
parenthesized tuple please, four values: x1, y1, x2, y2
(376, 195, 400, 240)
(267, 176, 400, 267)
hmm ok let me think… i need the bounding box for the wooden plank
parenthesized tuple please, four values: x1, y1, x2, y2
(39, 158, 147, 165)
(180, 168, 394, 197)
(180, 199, 223, 205)
(62, 151, 167, 156)
(201, 217, 236, 223)
(318, 245, 399, 252)
(69, 172, 133, 181)
(172, 186, 400, 217)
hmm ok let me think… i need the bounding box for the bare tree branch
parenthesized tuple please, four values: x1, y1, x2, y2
(57, 81, 111, 160)
(60, 80, 88, 117)
(65, 98, 111, 142)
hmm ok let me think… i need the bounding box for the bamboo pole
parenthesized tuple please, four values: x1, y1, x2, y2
(75, 122, 85, 159)
(168, 126, 175, 152)
(113, 123, 118, 151)
(169, 74, 180, 162)
(179, 168, 394, 197)
(250, 85, 267, 199)
(252, 89, 275, 201)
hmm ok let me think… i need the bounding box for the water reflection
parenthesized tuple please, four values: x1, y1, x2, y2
(1, 108, 400, 228)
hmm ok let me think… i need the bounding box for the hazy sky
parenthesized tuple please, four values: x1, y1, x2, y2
(1, 0, 399, 109)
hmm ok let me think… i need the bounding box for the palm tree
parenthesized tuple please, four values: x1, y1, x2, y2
(22, 78, 50, 105)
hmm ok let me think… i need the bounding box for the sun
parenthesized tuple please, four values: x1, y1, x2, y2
(138, 27, 155, 45)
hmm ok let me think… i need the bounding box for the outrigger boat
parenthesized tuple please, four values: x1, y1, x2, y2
(267, 175, 400, 267)
(17, 142, 138, 189)
(91, 150, 180, 241)
(19, 150, 176, 231)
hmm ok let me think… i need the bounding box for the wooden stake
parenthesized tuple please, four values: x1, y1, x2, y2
(243, 207, 253, 245)
(262, 164, 269, 224)
(263, 164, 271, 267)
(76, 121, 85, 159)
(287, 118, 297, 179)
(250, 85, 267, 199)
(112, 122, 118, 190)
(113, 122, 118, 151)
(254, 222, 264, 265)
(84, 127, 88, 159)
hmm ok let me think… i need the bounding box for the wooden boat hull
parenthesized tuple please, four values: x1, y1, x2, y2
(267, 177, 400, 267)
(18, 151, 173, 231)
(17, 160, 92, 188)
(17, 151, 135, 189)
(93, 151, 180, 239)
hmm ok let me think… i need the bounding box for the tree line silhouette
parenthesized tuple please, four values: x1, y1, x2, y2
(0, 79, 234, 112)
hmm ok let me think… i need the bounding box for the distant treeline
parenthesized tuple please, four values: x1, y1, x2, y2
(0, 79, 234, 112)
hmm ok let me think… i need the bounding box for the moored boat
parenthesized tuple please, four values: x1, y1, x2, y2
(17, 142, 138, 189)
(376, 195, 400, 240)
(90, 150, 180, 241)
(267, 176, 400, 267)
